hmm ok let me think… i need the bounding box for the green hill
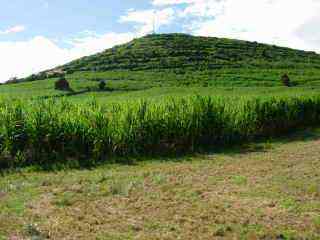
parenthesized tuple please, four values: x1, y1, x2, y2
(20, 33, 318, 86)
(2, 33, 320, 101)
(62, 33, 320, 72)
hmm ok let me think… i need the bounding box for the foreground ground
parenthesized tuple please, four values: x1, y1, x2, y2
(0, 129, 320, 239)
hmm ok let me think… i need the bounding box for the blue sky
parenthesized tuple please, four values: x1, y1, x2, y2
(0, 0, 320, 81)
(0, 1, 150, 43)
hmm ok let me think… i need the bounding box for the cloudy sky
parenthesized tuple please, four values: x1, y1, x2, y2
(1, 0, 320, 81)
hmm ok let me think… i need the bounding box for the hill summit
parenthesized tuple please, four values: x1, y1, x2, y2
(61, 33, 320, 73)
(20, 33, 320, 86)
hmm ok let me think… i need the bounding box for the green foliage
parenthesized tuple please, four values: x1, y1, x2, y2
(0, 93, 319, 169)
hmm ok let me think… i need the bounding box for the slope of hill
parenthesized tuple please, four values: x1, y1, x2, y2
(9, 33, 320, 87)
(62, 33, 320, 72)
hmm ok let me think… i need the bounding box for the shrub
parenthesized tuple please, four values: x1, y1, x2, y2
(55, 76, 71, 91)
(99, 80, 106, 90)
(281, 74, 291, 87)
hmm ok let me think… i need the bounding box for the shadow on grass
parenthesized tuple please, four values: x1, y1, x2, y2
(131, 127, 320, 163)
(207, 127, 320, 157)
(1, 127, 320, 175)
(34, 86, 154, 101)
(36, 88, 91, 100)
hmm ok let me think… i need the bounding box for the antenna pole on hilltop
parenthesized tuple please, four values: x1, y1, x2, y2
(152, 10, 156, 35)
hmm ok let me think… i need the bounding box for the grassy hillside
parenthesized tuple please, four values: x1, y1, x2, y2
(12, 33, 320, 88)
(1, 78, 319, 102)
(62, 33, 320, 72)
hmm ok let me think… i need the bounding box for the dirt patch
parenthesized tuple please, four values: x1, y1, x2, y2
(0, 192, 6, 199)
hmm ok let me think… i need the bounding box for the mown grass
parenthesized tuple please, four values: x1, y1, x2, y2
(0, 128, 319, 239)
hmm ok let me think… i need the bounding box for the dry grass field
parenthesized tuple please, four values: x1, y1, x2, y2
(1, 128, 320, 240)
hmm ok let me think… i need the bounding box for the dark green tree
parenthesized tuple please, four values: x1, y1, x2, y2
(281, 74, 291, 87)
(99, 80, 106, 90)
(55, 76, 71, 91)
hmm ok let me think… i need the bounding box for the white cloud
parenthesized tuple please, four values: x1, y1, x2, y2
(0, 36, 66, 81)
(153, 0, 320, 51)
(119, 8, 175, 35)
(67, 32, 135, 58)
(153, 0, 224, 17)
(296, 15, 320, 50)
(0, 25, 26, 35)
(193, 0, 318, 48)
(0, 33, 134, 82)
